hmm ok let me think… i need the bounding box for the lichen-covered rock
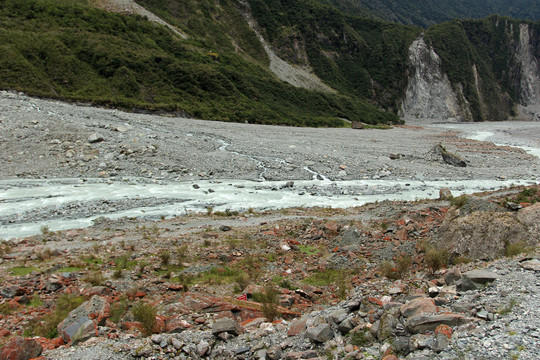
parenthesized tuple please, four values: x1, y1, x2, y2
(0, 337, 42, 360)
(57, 296, 110, 344)
(434, 202, 538, 260)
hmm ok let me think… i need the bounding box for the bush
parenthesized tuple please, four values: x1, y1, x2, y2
(25, 294, 86, 338)
(425, 247, 449, 271)
(132, 302, 157, 336)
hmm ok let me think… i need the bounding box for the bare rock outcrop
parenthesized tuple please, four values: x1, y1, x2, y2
(434, 200, 539, 260)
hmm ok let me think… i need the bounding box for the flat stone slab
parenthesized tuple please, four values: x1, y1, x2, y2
(406, 313, 473, 334)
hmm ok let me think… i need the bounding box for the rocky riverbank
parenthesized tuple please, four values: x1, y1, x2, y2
(0, 184, 538, 360)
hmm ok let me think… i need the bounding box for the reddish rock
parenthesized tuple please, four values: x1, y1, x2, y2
(435, 324, 453, 339)
(382, 356, 399, 360)
(35, 337, 64, 351)
(406, 313, 472, 334)
(165, 318, 192, 333)
(400, 297, 437, 318)
(0, 337, 43, 360)
(287, 318, 307, 337)
(0, 329, 10, 337)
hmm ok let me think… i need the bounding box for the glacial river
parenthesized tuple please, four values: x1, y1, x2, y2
(1, 123, 539, 240)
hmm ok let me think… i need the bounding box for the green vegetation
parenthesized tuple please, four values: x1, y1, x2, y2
(304, 268, 348, 286)
(0, 0, 398, 126)
(497, 298, 518, 315)
(317, 0, 540, 28)
(83, 270, 105, 286)
(514, 187, 539, 204)
(132, 301, 157, 336)
(379, 254, 412, 280)
(425, 16, 539, 122)
(249, 0, 420, 115)
(9, 266, 38, 276)
(25, 294, 87, 338)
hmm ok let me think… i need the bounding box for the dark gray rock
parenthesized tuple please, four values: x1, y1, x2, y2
(459, 270, 499, 291)
(211, 318, 242, 336)
(57, 295, 109, 343)
(306, 324, 333, 343)
(433, 144, 466, 167)
(406, 313, 472, 334)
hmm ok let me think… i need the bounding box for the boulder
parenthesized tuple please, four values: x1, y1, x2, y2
(459, 269, 499, 291)
(306, 324, 333, 343)
(432, 144, 466, 167)
(211, 318, 242, 336)
(0, 337, 42, 360)
(287, 318, 307, 337)
(0, 286, 25, 299)
(400, 297, 437, 318)
(444, 268, 462, 285)
(87, 133, 104, 144)
(57, 295, 110, 343)
(406, 313, 472, 334)
(434, 206, 534, 260)
(439, 188, 453, 200)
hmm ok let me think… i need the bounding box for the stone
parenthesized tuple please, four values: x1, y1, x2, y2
(406, 313, 472, 334)
(328, 308, 348, 325)
(351, 121, 364, 129)
(0, 337, 42, 360)
(444, 268, 462, 285)
(197, 340, 210, 357)
(0, 286, 26, 299)
(219, 225, 231, 232)
(520, 258, 540, 271)
(266, 345, 282, 360)
(287, 318, 307, 337)
(57, 295, 110, 343)
(337, 318, 358, 334)
(439, 187, 453, 200)
(459, 270, 499, 291)
(400, 297, 437, 318)
(88, 133, 104, 143)
(211, 318, 242, 336)
(433, 144, 466, 167)
(306, 323, 333, 343)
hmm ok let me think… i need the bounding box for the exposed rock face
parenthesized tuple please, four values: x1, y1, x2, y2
(400, 37, 472, 122)
(516, 24, 540, 120)
(0, 337, 42, 360)
(401, 23, 540, 123)
(434, 201, 540, 260)
(238, 0, 334, 93)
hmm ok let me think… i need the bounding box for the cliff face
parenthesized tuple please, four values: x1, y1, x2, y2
(400, 38, 472, 122)
(401, 21, 540, 123)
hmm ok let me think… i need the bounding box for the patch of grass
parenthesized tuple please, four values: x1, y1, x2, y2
(304, 269, 348, 286)
(449, 195, 469, 208)
(28, 294, 44, 308)
(297, 245, 319, 256)
(504, 241, 531, 257)
(10, 266, 38, 276)
(56, 266, 82, 273)
(497, 298, 518, 315)
(514, 187, 539, 204)
(132, 301, 157, 336)
(425, 247, 449, 272)
(380, 255, 411, 280)
(192, 267, 238, 285)
(350, 329, 372, 346)
(255, 285, 280, 321)
(109, 296, 128, 324)
(0, 303, 15, 315)
(25, 294, 87, 339)
(114, 254, 137, 270)
(83, 271, 105, 286)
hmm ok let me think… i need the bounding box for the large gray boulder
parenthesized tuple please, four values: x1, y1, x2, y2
(306, 324, 334, 343)
(57, 296, 110, 344)
(211, 318, 242, 336)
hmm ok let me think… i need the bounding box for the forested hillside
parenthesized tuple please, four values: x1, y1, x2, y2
(0, 0, 538, 125)
(317, 0, 540, 27)
(0, 0, 399, 126)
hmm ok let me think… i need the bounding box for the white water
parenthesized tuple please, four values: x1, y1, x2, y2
(0, 177, 536, 239)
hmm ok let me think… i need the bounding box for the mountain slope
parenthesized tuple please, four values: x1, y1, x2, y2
(318, 0, 540, 27)
(0, 0, 398, 126)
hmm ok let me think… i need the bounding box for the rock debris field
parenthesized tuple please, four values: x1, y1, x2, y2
(0, 91, 539, 360)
